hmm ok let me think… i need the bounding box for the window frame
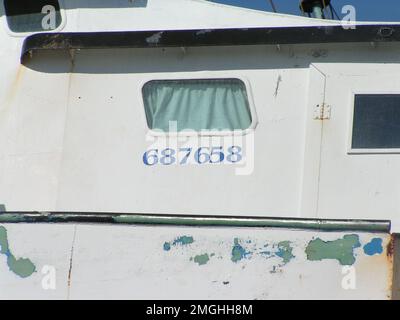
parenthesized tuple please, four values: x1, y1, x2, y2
(140, 75, 258, 137)
(347, 90, 400, 154)
(1, 0, 66, 37)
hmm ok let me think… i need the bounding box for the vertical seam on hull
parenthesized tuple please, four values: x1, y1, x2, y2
(55, 58, 75, 211)
(311, 64, 327, 218)
(67, 225, 77, 300)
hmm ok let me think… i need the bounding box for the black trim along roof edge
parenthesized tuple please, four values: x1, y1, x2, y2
(20, 24, 400, 62)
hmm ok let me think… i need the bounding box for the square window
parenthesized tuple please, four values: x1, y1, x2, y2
(352, 94, 400, 149)
(142, 79, 253, 133)
(4, 0, 62, 33)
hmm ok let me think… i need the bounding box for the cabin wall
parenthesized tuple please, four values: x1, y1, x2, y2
(303, 62, 400, 225)
(2, 39, 400, 221)
(0, 1, 329, 217)
(1, 1, 400, 223)
(0, 41, 313, 216)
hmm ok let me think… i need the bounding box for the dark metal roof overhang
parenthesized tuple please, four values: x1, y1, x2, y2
(21, 24, 400, 62)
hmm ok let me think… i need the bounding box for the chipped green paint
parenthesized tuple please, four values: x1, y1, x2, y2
(275, 241, 295, 264)
(0, 226, 36, 278)
(173, 236, 194, 246)
(163, 235, 194, 251)
(0, 226, 9, 253)
(193, 254, 210, 266)
(7, 255, 36, 278)
(231, 238, 250, 262)
(305, 234, 361, 266)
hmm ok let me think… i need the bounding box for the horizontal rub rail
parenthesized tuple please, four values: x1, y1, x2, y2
(21, 24, 400, 62)
(0, 212, 391, 232)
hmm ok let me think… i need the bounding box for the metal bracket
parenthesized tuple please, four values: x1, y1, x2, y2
(313, 103, 331, 120)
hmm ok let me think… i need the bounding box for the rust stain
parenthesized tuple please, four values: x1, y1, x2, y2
(386, 235, 395, 299)
(353, 235, 393, 299)
(67, 226, 77, 300)
(387, 234, 398, 300)
(2, 65, 26, 108)
(387, 234, 395, 258)
(22, 34, 71, 63)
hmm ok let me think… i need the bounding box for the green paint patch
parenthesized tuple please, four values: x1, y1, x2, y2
(163, 235, 194, 251)
(0, 226, 36, 278)
(231, 238, 250, 262)
(0, 226, 9, 254)
(193, 254, 210, 266)
(7, 255, 36, 278)
(275, 241, 295, 264)
(173, 236, 194, 246)
(305, 234, 361, 266)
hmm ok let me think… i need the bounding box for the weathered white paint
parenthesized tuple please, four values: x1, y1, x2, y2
(302, 63, 400, 223)
(0, 223, 392, 300)
(0, 0, 399, 299)
(2, 42, 400, 222)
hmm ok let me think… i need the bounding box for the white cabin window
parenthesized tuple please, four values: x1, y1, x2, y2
(142, 79, 253, 133)
(352, 94, 400, 149)
(4, 0, 62, 33)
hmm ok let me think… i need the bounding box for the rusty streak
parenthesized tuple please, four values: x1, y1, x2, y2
(67, 226, 77, 299)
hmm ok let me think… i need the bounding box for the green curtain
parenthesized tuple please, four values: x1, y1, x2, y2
(143, 79, 252, 132)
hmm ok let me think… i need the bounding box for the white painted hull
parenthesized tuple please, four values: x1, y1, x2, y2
(0, 222, 392, 300)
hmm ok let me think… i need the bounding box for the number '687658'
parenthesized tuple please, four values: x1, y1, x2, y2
(143, 146, 243, 166)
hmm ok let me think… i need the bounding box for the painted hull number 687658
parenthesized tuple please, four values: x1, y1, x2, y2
(143, 146, 243, 166)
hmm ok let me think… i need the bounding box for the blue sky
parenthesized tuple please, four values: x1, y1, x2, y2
(211, 0, 400, 21)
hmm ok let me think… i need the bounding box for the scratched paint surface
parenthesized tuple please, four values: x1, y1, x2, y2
(0, 224, 392, 300)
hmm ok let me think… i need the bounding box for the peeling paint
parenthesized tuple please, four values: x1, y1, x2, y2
(173, 236, 194, 246)
(146, 32, 163, 44)
(231, 238, 250, 262)
(192, 253, 210, 266)
(259, 250, 272, 257)
(163, 235, 194, 251)
(275, 241, 295, 264)
(305, 234, 361, 266)
(162, 233, 380, 272)
(0, 226, 36, 278)
(363, 238, 383, 256)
